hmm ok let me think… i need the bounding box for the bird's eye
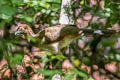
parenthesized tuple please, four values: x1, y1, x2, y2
(15, 28, 24, 35)
(19, 28, 24, 31)
(17, 28, 24, 33)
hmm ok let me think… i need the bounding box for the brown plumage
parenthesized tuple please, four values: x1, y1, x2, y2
(15, 24, 117, 53)
(15, 24, 80, 53)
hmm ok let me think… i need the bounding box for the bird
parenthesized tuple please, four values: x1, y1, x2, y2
(15, 24, 117, 54)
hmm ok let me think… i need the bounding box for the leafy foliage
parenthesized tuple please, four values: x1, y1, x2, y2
(0, 0, 120, 80)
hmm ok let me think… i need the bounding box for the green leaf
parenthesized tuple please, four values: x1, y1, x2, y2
(109, 53, 115, 60)
(115, 54, 120, 61)
(16, 14, 33, 22)
(102, 39, 115, 47)
(11, 0, 24, 5)
(37, 68, 63, 76)
(51, 55, 66, 61)
(41, 55, 49, 63)
(80, 0, 85, 5)
(83, 57, 90, 65)
(52, 4, 60, 11)
(52, 0, 61, 3)
(64, 73, 75, 80)
(70, 68, 88, 78)
(46, 52, 52, 56)
(0, 20, 6, 27)
(84, 78, 95, 80)
(38, 1, 50, 9)
(105, 0, 111, 7)
(11, 54, 23, 66)
(0, 5, 18, 20)
(0, 0, 9, 5)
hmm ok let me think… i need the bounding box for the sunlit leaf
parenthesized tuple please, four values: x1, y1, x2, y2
(115, 54, 120, 61)
(80, 0, 85, 5)
(16, 14, 33, 23)
(11, 0, 24, 4)
(51, 55, 66, 61)
(0, 5, 18, 21)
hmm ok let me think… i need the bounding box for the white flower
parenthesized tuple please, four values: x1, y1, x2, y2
(105, 8, 111, 12)
(52, 74, 61, 80)
(104, 13, 110, 17)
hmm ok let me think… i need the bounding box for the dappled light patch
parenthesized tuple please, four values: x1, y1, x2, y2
(90, 0, 97, 7)
(23, 55, 31, 67)
(30, 74, 44, 80)
(100, 0, 104, 9)
(0, 29, 4, 37)
(105, 61, 117, 73)
(17, 65, 26, 73)
(62, 59, 73, 70)
(3, 69, 11, 79)
(83, 12, 92, 21)
(92, 71, 101, 80)
(76, 18, 88, 28)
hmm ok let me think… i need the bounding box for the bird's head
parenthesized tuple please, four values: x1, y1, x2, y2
(15, 24, 39, 37)
(15, 24, 33, 36)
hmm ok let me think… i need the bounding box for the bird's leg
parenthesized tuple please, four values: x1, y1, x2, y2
(58, 34, 80, 54)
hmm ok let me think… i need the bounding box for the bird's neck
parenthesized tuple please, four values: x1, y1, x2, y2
(27, 30, 39, 37)
(26, 27, 40, 37)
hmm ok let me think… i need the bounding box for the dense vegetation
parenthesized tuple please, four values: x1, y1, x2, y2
(0, 0, 120, 80)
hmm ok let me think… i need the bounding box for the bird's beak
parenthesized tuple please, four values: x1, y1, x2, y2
(15, 30, 24, 35)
